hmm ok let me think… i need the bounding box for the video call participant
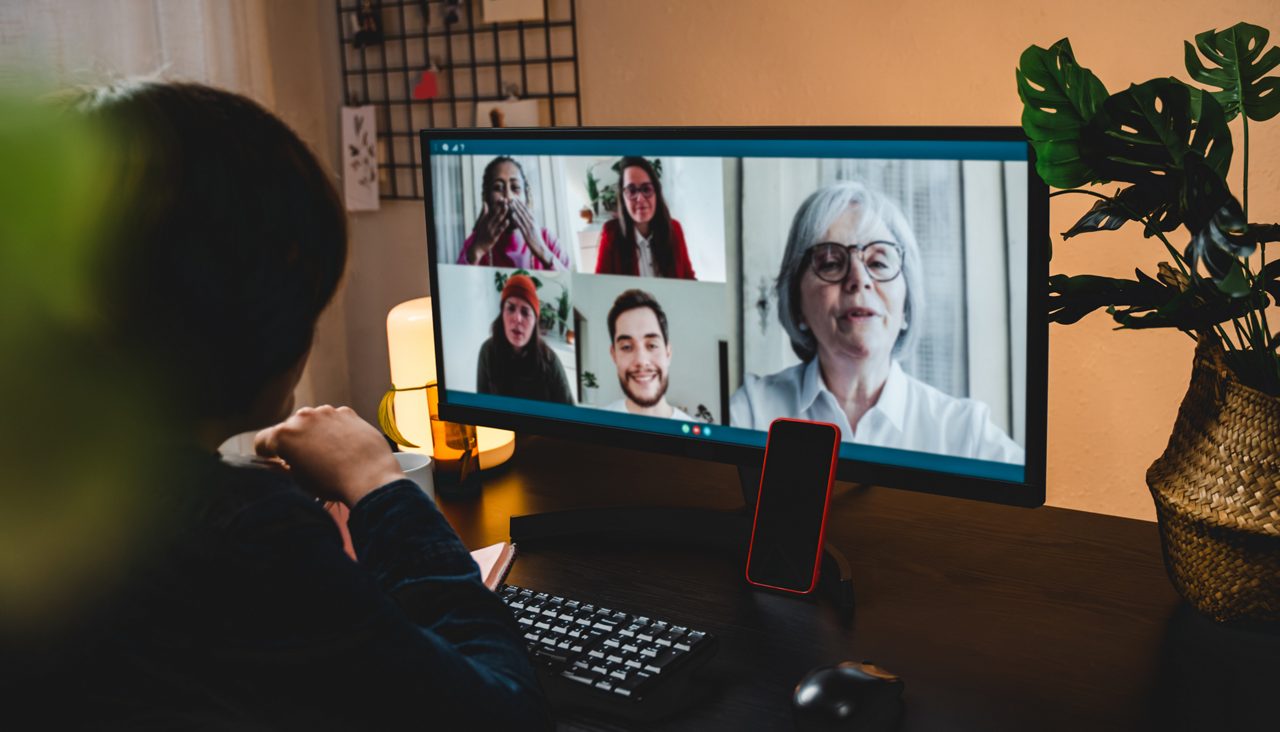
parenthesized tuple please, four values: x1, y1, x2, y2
(25, 81, 549, 729)
(457, 155, 570, 270)
(604, 289, 692, 420)
(730, 182, 1023, 463)
(477, 274, 574, 404)
(594, 156, 697, 279)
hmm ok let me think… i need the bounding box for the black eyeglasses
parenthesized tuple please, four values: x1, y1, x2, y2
(622, 183, 655, 201)
(806, 241, 903, 283)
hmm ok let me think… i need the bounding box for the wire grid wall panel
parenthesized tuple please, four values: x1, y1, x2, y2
(337, 0, 583, 199)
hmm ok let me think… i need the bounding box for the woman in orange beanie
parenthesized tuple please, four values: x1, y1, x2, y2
(475, 274, 574, 404)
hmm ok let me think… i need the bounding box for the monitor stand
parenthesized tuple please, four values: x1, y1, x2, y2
(508, 464, 856, 620)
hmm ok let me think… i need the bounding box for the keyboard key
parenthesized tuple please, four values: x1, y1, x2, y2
(561, 669, 596, 686)
(643, 648, 683, 674)
(617, 670, 653, 694)
(533, 646, 570, 665)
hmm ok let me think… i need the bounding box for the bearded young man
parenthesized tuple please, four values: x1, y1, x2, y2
(604, 289, 691, 420)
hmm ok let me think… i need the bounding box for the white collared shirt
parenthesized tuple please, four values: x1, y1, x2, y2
(634, 230, 657, 277)
(605, 398, 693, 421)
(730, 359, 1024, 464)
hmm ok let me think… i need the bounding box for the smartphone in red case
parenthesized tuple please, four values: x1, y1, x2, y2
(745, 418, 841, 594)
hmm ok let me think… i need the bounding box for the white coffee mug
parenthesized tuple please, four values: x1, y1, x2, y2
(394, 452, 435, 501)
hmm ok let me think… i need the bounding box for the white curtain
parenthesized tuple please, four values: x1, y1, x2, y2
(432, 154, 466, 264)
(0, 0, 275, 105)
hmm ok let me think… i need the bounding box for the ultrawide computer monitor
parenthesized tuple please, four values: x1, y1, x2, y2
(421, 127, 1047, 508)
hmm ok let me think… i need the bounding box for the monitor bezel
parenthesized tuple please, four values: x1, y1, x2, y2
(420, 126, 1048, 509)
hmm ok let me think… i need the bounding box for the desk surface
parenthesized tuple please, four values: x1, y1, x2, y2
(436, 436, 1276, 731)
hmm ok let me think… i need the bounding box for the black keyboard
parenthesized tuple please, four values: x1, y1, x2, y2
(499, 584, 717, 716)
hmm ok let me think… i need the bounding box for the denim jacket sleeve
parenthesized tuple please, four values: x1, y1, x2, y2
(226, 478, 550, 730)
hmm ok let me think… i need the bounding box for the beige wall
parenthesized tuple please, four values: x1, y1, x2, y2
(279, 0, 1280, 521)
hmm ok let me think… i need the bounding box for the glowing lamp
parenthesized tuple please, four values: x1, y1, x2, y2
(384, 297, 515, 470)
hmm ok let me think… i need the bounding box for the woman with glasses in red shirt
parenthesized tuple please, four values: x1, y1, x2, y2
(594, 156, 697, 280)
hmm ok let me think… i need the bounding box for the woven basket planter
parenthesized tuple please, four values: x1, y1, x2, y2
(1147, 337, 1280, 627)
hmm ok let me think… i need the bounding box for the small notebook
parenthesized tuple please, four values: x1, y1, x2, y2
(470, 541, 518, 590)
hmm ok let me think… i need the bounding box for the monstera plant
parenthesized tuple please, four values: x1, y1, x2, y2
(1017, 21, 1280, 394)
(1019, 22, 1280, 626)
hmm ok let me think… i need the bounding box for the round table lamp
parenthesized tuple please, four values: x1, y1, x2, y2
(384, 297, 515, 470)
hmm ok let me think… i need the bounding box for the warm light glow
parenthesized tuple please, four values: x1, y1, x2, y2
(387, 297, 515, 469)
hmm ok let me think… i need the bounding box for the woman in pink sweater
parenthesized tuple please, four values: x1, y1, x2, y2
(457, 156, 569, 270)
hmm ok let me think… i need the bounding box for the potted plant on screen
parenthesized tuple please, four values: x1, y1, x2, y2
(1016, 21, 1280, 626)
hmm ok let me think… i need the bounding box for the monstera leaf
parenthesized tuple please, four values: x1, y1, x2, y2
(1047, 270, 1174, 325)
(1060, 184, 1181, 240)
(1016, 39, 1109, 188)
(1181, 156, 1250, 283)
(1109, 278, 1270, 330)
(1058, 82, 1233, 243)
(1085, 79, 1232, 184)
(1048, 265, 1268, 331)
(1185, 22, 1280, 122)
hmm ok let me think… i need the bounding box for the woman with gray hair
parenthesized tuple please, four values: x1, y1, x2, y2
(730, 182, 1022, 463)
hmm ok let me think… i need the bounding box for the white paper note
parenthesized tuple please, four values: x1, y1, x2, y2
(341, 105, 380, 212)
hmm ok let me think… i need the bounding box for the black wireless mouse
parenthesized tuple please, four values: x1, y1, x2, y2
(792, 661, 904, 731)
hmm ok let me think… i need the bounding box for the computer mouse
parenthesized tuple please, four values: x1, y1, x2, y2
(792, 660, 904, 732)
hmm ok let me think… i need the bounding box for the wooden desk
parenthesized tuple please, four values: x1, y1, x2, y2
(437, 436, 1277, 731)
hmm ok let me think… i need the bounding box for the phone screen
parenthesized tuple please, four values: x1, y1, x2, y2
(746, 419, 839, 593)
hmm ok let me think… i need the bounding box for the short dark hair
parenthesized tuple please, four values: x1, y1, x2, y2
(68, 81, 347, 420)
(606, 289, 669, 344)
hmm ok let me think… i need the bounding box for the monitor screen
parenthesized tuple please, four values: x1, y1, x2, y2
(422, 128, 1046, 506)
